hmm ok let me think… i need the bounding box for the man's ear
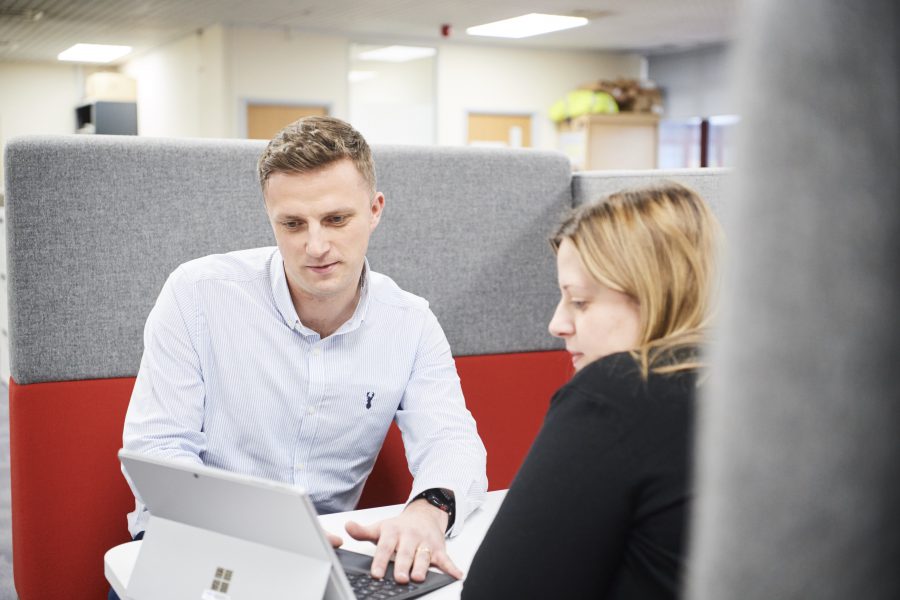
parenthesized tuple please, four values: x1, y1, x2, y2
(369, 192, 385, 231)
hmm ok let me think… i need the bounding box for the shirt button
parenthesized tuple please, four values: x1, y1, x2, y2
(295, 463, 305, 471)
(312, 348, 321, 356)
(307, 406, 315, 415)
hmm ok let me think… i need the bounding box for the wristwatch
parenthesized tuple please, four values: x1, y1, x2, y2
(413, 488, 455, 532)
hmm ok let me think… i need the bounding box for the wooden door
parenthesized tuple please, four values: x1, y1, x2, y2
(246, 104, 328, 140)
(467, 113, 532, 148)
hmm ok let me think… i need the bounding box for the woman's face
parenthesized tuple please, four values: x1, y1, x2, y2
(549, 238, 641, 372)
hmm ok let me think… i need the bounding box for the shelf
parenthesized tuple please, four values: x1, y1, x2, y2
(558, 113, 660, 171)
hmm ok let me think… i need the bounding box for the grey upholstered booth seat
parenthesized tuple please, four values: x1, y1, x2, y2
(5, 137, 570, 385)
(687, 1, 900, 599)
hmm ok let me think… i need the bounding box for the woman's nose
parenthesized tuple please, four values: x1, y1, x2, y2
(548, 302, 573, 338)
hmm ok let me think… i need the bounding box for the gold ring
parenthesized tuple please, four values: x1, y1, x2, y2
(416, 547, 432, 555)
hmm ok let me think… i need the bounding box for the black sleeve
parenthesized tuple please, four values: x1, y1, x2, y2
(462, 384, 639, 599)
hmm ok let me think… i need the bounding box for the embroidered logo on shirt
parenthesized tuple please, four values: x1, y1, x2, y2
(366, 392, 375, 409)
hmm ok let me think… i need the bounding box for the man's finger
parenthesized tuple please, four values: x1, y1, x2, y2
(391, 536, 421, 585)
(326, 531, 344, 548)
(369, 528, 399, 580)
(409, 545, 433, 583)
(345, 520, 379, 543)
(430, 549, 463, 580)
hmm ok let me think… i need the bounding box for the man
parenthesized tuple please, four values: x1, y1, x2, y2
(121, 116, 487, 586)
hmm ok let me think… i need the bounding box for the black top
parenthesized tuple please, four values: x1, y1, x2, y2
(462, 352, 697, 600)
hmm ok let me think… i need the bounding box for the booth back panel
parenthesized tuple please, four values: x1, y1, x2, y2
(5, 138, 569, 385)
(573, 167, 731, 217)
(5, 136, 271, 384)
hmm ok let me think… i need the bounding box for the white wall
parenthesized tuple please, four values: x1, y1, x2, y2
(228, 27, 349, 137)
(1, 26, 648, 168)
(123, 26, 228, 138)
(436, 45, 645, 150)
(0, 62, 84, 189)
(649, 43, 735, 119)
(349, 49, 435, 145)
(197, 25, 229, 138)
(126, 26, 645, 148)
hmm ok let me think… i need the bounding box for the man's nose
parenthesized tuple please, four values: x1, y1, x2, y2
(306, 226, 330, 257)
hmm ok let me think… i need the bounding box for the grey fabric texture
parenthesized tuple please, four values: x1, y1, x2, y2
(687, 2, 900, 600)
(5, 137, 571, 384)
(368, 146, 571, 359)
(5, 135, 272, 385)
(572, 168, 730, 218)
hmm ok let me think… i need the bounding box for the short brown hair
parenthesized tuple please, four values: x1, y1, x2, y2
(551, 182, 722, 376)
(257, 116, 376, 193)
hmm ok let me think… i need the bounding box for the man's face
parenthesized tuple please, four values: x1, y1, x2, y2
(264, 158, 384, 308)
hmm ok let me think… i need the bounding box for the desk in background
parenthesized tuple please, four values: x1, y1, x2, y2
(105, 489, 506, 599)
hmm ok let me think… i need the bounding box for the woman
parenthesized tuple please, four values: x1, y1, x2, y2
(461, 183, 721, 599)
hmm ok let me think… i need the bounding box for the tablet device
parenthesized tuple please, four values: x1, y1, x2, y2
(119, 449, 455, 600)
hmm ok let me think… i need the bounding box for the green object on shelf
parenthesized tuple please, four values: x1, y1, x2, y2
(566, 90, 595, 117)
(591, 91, 619, 114)
(549, 99, 568, 123)
(549, 90, 620, 122)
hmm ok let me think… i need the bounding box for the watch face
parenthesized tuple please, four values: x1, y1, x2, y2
(420, 489, 455, 532)
(430, 489, 452, 508)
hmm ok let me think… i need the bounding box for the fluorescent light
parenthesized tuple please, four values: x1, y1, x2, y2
(58, 43, 132, 63)
(710, 114, 741, 126)
(357, 45, 436, 63)
(348, 70, 377, 83)
(466, 13, 588, 39)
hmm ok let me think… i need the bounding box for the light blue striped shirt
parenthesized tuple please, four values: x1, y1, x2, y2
(123, 247, 487, 537)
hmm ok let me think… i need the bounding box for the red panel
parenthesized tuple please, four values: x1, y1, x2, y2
(459, 350, 572, 490)
(358, 350, 572, 508)
(9, 377, 136, 600)
(9, 351, 571, 597)
(357, 422, 411, 509)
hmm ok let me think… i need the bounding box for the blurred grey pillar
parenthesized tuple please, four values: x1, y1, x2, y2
(688, 1, 899, 599)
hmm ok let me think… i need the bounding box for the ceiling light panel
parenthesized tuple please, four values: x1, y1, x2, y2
(466, 13, 589, 39)
(357, 45, 436, 62)
(57, 43, 132, 63)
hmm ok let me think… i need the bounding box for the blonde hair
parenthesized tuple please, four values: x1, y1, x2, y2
(551, 182, 722, 377)
(258, 116, 376, 194)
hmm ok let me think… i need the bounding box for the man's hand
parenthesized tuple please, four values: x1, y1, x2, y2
(344, 499, 462, 584)
(325, 531, 344, 548)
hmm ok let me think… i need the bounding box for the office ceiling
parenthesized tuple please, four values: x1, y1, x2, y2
(0, 0, 738, 64)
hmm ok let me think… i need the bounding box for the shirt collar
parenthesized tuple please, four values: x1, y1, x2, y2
(270, 249, 371, 337)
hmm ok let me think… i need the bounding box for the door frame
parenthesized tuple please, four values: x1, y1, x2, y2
(463, 109, 539, 149)
(239, 98, 333, 139)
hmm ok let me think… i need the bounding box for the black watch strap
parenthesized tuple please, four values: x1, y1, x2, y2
(413, 488, 456, 532)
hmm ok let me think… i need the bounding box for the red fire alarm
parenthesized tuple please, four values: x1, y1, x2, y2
(441, 23, 452, 37)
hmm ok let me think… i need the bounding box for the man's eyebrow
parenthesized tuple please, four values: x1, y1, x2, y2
(273, 207, 357, 220)
(322, 207, 357, 217)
